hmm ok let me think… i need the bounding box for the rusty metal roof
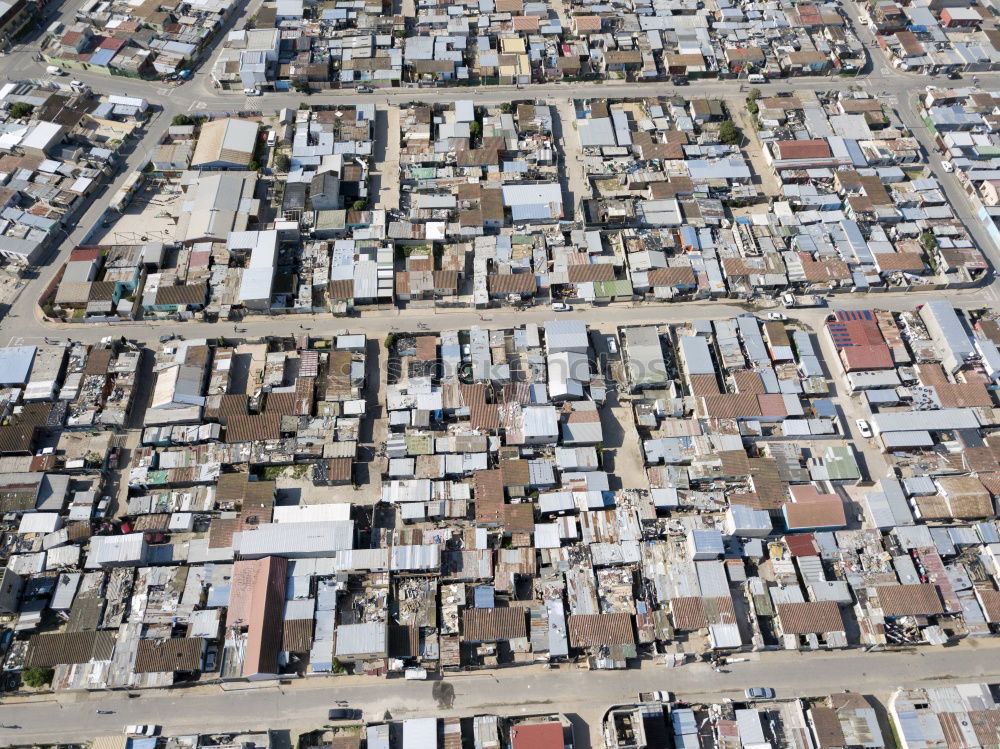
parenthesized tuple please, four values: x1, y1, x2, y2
(776, 601, 844, 635)
(875, 584, 945, 617)
(462, 607, 527, 642)
(567, 613, 635, 648)
(134, 637, 204, 673)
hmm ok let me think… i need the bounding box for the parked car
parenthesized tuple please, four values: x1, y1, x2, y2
(125, 726, 160, 736)
(766, 312, 786, 321)
(744, 688, 775, 700)
(552, 302, 572, 312)
(941, 160, 954, 173)
(355, 85, 373, 93)
(243, 87, 262, 96)
(947, 71, 962, 80)
(856, 419, 873, 439)
(671, 76, 689, 86)
(46, 65, 65, 76)
(328, 709, 362, 721)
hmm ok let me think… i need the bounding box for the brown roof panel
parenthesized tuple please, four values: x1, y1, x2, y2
(567, 613, 635, 647)
(567, 264, 616, 283)
(281, 618, 314, 653)
(875, 584, 945, 617)
(670, 597, 708, 630)
(134, 637, 204, 673)
(776, 601, 844, 634)
(463, 607, 527, 641)
(488, 273, 536, 294)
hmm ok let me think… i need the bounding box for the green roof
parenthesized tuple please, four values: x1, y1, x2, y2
(409, 167, 437, 179)
(404, 433, 434, 455)
(823, 445, 860, 481)
(593, 279, 634, 298)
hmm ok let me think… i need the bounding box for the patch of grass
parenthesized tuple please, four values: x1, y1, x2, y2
(259, 465, 286, 480)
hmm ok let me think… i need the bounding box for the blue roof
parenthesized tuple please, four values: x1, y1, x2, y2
(511, 203, 555, 221)
(89, 48, 117, 66)
(473, 585, 494, 608)
(0, 345, 35, 386)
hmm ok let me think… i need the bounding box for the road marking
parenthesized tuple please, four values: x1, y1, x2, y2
(7, 337, 23, 347)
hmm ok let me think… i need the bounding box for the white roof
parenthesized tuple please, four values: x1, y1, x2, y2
(501, 182, 562, 207)
(18, 513, 62, 534)
(0, 345, 36, 385)
(403, 718, 438, 749)
(233, 521, 354, 557)
(21, 121, 62, 152)
(335, 621, 386, 656)
(272, 503, 352, 523)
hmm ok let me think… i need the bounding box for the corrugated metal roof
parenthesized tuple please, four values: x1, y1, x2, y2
(463, 607, 527, 642)
(134, 637, 204, 673)
(567, 613, 635, 647)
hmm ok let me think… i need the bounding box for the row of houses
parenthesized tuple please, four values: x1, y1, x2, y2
(0, 81, 138, 266)
(210, 0, 867, 93)
(42, 0, 243, 78)
(868, 0, 1000, 74)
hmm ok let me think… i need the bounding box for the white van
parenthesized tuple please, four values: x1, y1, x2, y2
(747, 73, 767, 84)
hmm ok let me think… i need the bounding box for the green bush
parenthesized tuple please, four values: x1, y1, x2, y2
(719, 120, 741, 146)
(9, 102, 33, 119)
(171, 114, 194, 126)
(275, 153, 291, 172)
(22, 667, 54, 688)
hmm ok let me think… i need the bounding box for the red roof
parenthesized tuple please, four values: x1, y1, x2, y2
(840, 344, 893, 371)
(69, 246, 101, 262)
(511, 723, 565, 749)
(775, 139, 832, 160)
(784, 533, 819, 557)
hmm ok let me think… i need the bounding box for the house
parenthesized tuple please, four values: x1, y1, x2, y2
(191, 119, 260, 170)
(145, 282, 208, 314)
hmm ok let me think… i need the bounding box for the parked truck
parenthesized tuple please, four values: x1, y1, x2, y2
(639, 691, 674, 703)
(782, 293, 826, 308)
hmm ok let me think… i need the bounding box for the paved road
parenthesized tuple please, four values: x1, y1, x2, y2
(0, 31, 997, 346)
(0, 20, 999, 748)
(3, 640, 1000, 745)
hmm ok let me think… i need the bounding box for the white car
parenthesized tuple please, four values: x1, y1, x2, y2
(941, 160, 954, 173)
(243, 87, 262, 96)
(125, 726, 160, 737)
(766, 312, 786, 321)
(856, 419, 873, 439)
(552, 302, 572, 312)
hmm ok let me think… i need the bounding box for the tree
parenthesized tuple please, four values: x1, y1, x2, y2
(275, 153, 290, 172)
(292, 80, 309, 94)
(747, 87, 762, 102)
(171, 114, 193, 126)
(22, 667, 54, 689)
(499, 102, 513, 114)
(351, 199, 368, 211)
(469, 121, 482, 139)
(719, 120, 741, 146)
(9, 102, 33, 119)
